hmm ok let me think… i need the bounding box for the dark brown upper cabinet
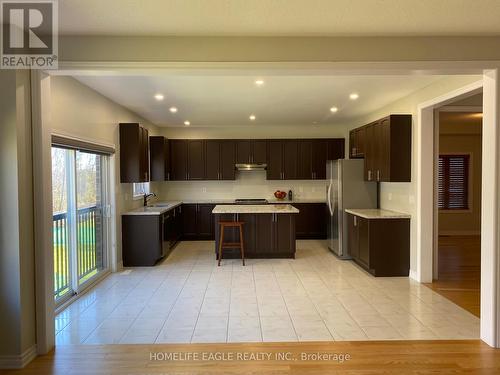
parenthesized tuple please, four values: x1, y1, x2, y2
(187, 140, 205, 180)
(168, 137, 345, 181)
(205, 140, 236, 180)
(149, 136, 170, 181)
(268, 139, 344, 180)
(349, 127, 366, 159)
(119, 123, 149, 183)
(170, 140, 188, 180)
(328, 138, 345, 161)
(283, 140, 299, 179)
(363, 114, 412, 182)
(236, 140, 268, 164)
(267, 139, 298, 180)
(266, 140, 283, 180)
(297, 140, 313, 180)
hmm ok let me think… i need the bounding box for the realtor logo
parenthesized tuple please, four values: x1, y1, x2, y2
(1, 0, 58, 69)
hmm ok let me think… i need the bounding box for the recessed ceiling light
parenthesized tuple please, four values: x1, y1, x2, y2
(249, 114, 256, 121)
(255, 79, 265, 86)
(169, 107, 178, 113)
(184, 121, 190, 126)
(349, 93, 359, 100)
(330, 106, 338, 113)
(154, 94, 164, 101)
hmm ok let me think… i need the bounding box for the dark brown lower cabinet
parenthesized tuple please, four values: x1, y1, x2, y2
(293, 203, 327, 239)
(214, 213, 296, 259)
(122, 210, 179, 267)
(347, 213, 410, 276)
(181, 203, 216, 240)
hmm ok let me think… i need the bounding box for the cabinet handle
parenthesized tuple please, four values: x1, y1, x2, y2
(367, 170, 372, 181)
(377, 170, 380, 181)
(353, 216, 357, 226)
(167, 172, 170, 181)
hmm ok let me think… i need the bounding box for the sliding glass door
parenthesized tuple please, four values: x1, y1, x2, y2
(52, 147, 110, 305)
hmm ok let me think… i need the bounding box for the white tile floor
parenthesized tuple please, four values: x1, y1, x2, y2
(55, 240, 479, 345)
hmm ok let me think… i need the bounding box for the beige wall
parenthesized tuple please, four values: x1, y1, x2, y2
(0, 71, 36, 359)
(59, 36, 500, 63)
(50, 76, 162, 265)
(343, 75, 482, 275)
(438, 122, 482, 235)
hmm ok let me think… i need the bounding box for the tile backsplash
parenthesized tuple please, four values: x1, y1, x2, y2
(159, 171, 327, 201)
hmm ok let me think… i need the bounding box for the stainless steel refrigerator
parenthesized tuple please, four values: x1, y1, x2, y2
(326, 159, 377, 259)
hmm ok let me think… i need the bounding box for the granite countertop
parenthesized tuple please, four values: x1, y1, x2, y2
(267, 198, 326, 204)
(123, 198, 322, 216)
(345, 208, 411, 219)
(122, 201, 182, 216)
(212, 204, 299, 214)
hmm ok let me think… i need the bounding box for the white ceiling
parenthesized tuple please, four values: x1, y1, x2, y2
(59, 0, 500, 36)
(74, 74, 445, 127)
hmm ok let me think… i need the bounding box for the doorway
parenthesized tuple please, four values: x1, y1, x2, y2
(427, 98, 483, 316)
(51, 146, 111, 307)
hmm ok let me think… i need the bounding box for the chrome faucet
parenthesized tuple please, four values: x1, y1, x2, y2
(143, 192, 157, 207)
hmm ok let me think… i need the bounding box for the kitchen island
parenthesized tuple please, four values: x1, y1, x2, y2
(212, 204, 299, 259)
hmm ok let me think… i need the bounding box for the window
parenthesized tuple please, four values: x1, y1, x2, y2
(133, 182, 150, 198)
(438, 154, 470, 210)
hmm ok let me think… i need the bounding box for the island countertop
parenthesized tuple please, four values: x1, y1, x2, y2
(345, 208, 410, 219)
(212, 204, 299, 214)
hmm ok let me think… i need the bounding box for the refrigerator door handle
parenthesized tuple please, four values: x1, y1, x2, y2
(327, 183, 334, 216)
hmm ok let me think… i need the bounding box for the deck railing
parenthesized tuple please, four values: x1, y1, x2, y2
(53, 205, 100, 300)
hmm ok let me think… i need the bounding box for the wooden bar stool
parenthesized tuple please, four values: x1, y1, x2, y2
(218, 221, 245, 266)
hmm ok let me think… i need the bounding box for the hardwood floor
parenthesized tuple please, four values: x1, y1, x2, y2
(2, 341, 500, 374)
(425, 235, 481, 317)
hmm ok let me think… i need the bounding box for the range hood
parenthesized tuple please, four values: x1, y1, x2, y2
(235, 163, 267, 171)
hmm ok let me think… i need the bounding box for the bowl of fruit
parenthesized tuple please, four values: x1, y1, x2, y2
(274, 190, 287, 200)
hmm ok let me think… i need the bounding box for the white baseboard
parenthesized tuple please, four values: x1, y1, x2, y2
(409, 269, 419, 282)
(439, 230, 481, 236)
(0, 345, 37, 369)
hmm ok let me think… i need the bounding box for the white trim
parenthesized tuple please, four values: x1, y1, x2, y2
(51, 130, 116, 149)
(416, 79, 483, 285)
(0, 345, 37, 369)
(31, 71, 55, 355)
(115, 260, 124, 273)
(409, 269, 418, 281)
(50, 60, 500, 75)
(481, 69, 500, 347)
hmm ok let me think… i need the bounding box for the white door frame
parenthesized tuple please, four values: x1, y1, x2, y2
(417, 76, 500, 347)
(31, 62, 500, 355)
(431, 104, 483, 280)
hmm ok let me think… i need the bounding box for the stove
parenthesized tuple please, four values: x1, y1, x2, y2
(234, 198, 268, 205)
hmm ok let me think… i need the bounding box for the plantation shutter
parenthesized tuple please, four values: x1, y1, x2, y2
(438, 154, 470, 210)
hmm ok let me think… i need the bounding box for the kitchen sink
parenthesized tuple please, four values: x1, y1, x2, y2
(151, 203, 172, 207)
